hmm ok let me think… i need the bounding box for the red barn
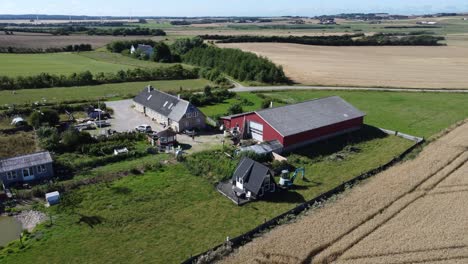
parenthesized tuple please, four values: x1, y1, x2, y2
(221, 96, 365, 152)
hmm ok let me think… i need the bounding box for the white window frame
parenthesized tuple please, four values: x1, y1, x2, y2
(22, 167, 33, 178)
(6, 171, 17, 180)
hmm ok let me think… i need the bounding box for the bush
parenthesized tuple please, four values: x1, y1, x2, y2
(29, 109, 60, 128)
(227, 104, 243, 115)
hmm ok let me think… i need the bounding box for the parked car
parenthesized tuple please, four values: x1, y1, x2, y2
(135, 124, 152, 133)
(183, 129, 196, 136)
(93, 120, 111, 128)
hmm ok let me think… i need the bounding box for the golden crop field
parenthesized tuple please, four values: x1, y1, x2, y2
(218, 43, 468, 89)
(221, 121, 468, 264)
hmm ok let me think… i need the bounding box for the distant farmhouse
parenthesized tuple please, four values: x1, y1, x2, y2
(133, 86, 206, 132)
(221, 96, 365, 152)
(0, 151, 54, 187)
(130, 44, 154, 57)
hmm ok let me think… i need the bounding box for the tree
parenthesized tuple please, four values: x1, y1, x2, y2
(227, 104, 243, 115)
(151, 42, 172, 62)
(30, 109, 60, 128)
(171, 36, 204, 55)
(36, 126, 60, 151)
(61, 129, 94, 151)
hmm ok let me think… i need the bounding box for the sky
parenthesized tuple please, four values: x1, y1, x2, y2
(1, 0, 468, 17)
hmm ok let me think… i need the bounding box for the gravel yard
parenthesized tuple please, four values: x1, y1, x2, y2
(106, 99, 224, 153)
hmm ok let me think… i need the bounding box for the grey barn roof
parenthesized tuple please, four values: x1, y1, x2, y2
(0, 151, 53, 173)
(232, 157, 271, 196)
(134, 87, 191, 122)
(256, 96, 365, 137)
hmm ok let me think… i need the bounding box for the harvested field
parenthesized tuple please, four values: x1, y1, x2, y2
(0, 33, 166, 49)
(220, 121, 468, 264)
(218, 43, 468, 89)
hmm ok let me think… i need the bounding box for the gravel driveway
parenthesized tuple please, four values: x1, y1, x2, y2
(106, 99, 224, 153)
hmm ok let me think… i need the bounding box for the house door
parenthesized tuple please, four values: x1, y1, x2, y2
(249, 121, 263, 141)
(22, 167, 34, 181)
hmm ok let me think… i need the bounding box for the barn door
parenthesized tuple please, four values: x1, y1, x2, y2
(249, 121, 263, 141)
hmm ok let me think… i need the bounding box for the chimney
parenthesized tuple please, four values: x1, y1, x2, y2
(147, 85, 154, 93)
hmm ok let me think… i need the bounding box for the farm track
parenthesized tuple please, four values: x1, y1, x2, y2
(231, 86, 468, 93)
(220, 121, 468, 264)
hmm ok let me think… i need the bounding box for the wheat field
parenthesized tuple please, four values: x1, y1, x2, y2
(220, 121, 468, 264)
(218, 43, 468, 89)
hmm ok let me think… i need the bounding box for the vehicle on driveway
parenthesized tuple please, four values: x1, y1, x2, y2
(135, 124, 152, 133)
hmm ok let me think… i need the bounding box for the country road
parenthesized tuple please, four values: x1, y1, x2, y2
(230, 85, 468, 93)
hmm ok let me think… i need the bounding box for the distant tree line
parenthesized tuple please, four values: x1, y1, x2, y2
(107, 36, 289, 84)
(200, 34, 445, 46)
(0, 65, 198, 90)
(87, 27, 166, 36)
(1, 26, 166, 36)
(182, 46, 289, 83)
(0, 44, 92, 54)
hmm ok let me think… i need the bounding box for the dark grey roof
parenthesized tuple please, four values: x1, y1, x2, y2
(156, 129, 177, 138)
(256, 96, 365, 137)
(232, 157, 271, 196)
(134, 87, 192, 122)
(240, 140, 283, 155)
(221, 112, 254, 120)
(137, 44, 154, 55)
(0, 152, 53, 173)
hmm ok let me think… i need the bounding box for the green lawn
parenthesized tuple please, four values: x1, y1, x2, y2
(0, 129, 413, 264)
(199, 93, 265, 117)
(0, 53, 136, 77)
(2, 90, 467, 263)
(78, 51, 193, 69)
(261, 90, 468, 138)
(0, 79, 211, 105)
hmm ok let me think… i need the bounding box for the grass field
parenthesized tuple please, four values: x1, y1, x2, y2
(222, 120, 468, 264)
(218, 43, 468, 89)
(199, 93, 265, 117)
(0, 79, 210, 105)
(0, 53, 136, 77)
(0, 128, 413, 264)
(0, 33, 166, 49)
(0, 132, 38, 159)
(78, 51, 192, 69)
(2, 89, 468, 263)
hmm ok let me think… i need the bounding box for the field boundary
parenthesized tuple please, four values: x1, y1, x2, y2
(182, 131, 425, 264)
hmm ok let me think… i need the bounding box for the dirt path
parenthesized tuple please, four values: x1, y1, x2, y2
(231, 85, 468, 93)
(220, 121, 468, 264)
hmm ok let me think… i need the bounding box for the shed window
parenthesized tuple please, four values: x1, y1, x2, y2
(6, 171, 17, 180)
(186, 112, 192, 118)
(37, 164, 47, 173)
(22, 168, 33, 177)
